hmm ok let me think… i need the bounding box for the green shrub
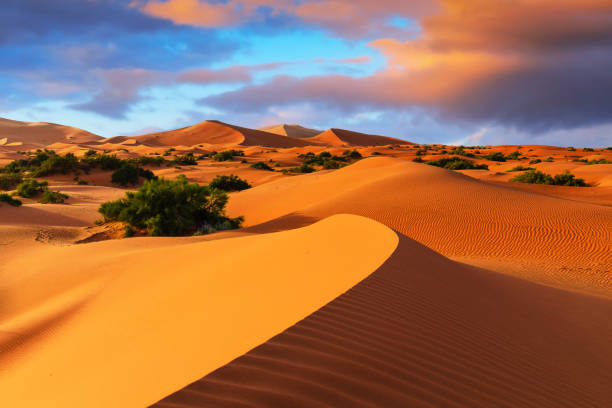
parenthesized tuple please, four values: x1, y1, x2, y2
(208, 174, 251, 192)
(124, 225, 135, 238)
(343, 149, 363, 159)
(39, 190, 69, 204)
(111, 163, 156, 186)
(567, 147, 576, 151)
(543, 156, 554, 162)
(0, 193, 22, 207)
(250, 161, 274, 171)
(31, 153, 79, 177)
(483, 152, 506, 162)
(0, 173, 23, 190)
(425, 157, 489, 170)
(283, 164, 316, 174)
(214, 150, 244, 161)
(583, 148, 594, 152)
(172, 153, 197, 165)
(506, 165, 535, 172)
(529, 158, 542, 164)
(98, 175, 243, 236)
(371, 151, 382, 156)
(16, 179, 48, 198)
(505, 151, 522, 160)
(448, 146, 475, 158)
(510, 170, 587, 186)
(572, 158, 611, 165)
(76, 178, 89, 185)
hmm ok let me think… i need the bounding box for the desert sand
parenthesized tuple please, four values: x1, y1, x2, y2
(1, 117, 611, 407)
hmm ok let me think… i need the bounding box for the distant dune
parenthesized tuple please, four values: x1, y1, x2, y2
(304, 128, 410, 146)
(0, 117, 102, 148)
(259, 123, 321, 139)
(131, 120, 312, 148)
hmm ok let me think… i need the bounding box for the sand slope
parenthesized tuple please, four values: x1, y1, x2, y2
(0, 215, 397, 408)
(132, 120, 312, 148)
(304, 128, 410, 146)
(0, 117, 102, 148)
(227, 157, 612, 295)
(259, 124, 321, 139)
(153, 233, 612, 408)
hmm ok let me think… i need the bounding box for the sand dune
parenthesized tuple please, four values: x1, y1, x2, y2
(304, 128, 410, 146)
(227, 157, 612, 295)
(153, 232, 612, 408)
(0, 215, 397, 408)
(0, 117, 102, 148)
(132, 120, 312, 148)
(259, 124, 321, 139)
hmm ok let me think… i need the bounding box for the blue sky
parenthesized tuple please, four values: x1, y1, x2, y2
(1, 0, 611, 146)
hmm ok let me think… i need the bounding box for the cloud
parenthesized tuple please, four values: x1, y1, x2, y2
(137, 0, 434, 37)
(71, 68, 166, 118)
(178, 66, 253, 84)
(198, 0, 612, 141)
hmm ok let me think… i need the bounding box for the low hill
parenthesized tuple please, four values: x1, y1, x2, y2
(132, 120, 312, 148)
(259, 124, 321, 139)
(305, 128, 410, 146)
(0, 117, 102, 148)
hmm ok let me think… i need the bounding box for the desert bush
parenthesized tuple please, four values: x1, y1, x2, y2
(343, 149, 363, 159)
(31, 152, 79, 177)
(425, 157, 489, 170)
(0, 193, 22, 207)
(250, 161, 274, 171)
(16, 179, 48, 198)
(583, 148, 594, 152)
(506, 165, 535, 172)
(283, 164, 316, 174)
(543, 156, 554, 162)
(510, 170, 587, 186)
(39, 190, 69, 204)
(208, 174, 251, 192)
(567, 147, 576, 151)
(529, 158, 542, 164)
(0, 173, 23, 190)
(505, 151, 522, 160)
(214, 150, 244, 161)
(98, 175, 243, 236)
(483, 152, 506, 162)
(572, 158, 611, 165)
(172, 153, 197, 165)
(448, 146, 475, 158)
(111, 163, 156, 186)
(413, 157, 424, 163)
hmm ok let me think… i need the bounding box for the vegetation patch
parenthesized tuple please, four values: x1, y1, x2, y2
(0, 173, 23, 190)
(510, 170, 588, 187)
(98, 175, 243, 236)
(250, 161, 274, 171)
(0, 193, 22, 207)
(111, 163, 156, 186)
(572, 158, 611, 165)
(214, 150, 245, 162)
(506, 165, 535, 172)
(425, 157, 489, 170)
(208, 174, 251, 192)
(483, 152, 506, 162)
(39, 190, 69, 204)
(16, 179, 49, 198)
(282, 164, 316, 174)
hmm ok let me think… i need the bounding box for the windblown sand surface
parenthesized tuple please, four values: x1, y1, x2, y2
(1, 118, 612, 407)
(0, 215, 397, 407)
(227, 157, 612, 295)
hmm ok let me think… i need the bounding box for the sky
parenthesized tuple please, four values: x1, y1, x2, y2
(1, 0, 611, 146)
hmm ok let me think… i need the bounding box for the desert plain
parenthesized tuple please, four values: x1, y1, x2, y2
(1, 117, 611, 407)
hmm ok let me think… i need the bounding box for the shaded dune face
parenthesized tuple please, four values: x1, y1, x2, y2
(152, 234, 612, 408)
(259, 124, 321, 139)
(228, 157, 612, 295)
(131, 121, 312, 148)
(304, 128, 410, 146)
